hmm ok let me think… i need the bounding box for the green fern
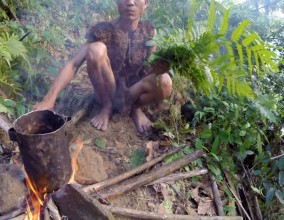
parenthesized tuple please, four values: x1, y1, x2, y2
(0, 32, 28, 67)
(219, 7, 231, 35)
(207, 0, 215, 33)
(231, 20, 251, 43)
(148, 0, 280, 100)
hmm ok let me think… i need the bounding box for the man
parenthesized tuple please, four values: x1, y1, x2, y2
(33, 0, 172, 133)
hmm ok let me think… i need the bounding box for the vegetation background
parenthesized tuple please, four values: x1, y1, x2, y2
(0, 0, 284, 219)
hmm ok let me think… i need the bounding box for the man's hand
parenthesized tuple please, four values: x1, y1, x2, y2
(32, 100, 55, 111)
(152, 60, 170, 75)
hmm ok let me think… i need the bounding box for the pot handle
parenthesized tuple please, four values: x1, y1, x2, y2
(8, 128, 19, 142)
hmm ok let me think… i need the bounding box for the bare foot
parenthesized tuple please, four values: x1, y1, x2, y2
(131, 107, 152, 133)
(91, 108, 112, 131)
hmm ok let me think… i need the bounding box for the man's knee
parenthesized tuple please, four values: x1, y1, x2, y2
(86, 42, 108, 62)
(158, 73, 172, 99)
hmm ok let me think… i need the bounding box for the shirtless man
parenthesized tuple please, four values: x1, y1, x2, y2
(33, 0, 172, 133)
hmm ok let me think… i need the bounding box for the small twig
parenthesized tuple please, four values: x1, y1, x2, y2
(226, 183, 252, 220)
(241, 163, 263, 220)
(104, 205, 243, 220)
(147, 169, 208, 185)
(210, 174, 224, 216)
(270, 153, 284, 161)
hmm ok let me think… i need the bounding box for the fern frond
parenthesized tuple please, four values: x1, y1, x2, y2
(0, 44, 12, 67)
(207, 0, 215, 33)
(219, 7, 231, 36)
(187, 0, 197, 41)
(235, 81, 254, 99)
(0, 32, 28, 67)
(254, 51, 260, 75)
(246, 47, 253, 75)
(236, 43, 244, 68)
(231, 20, 250, 43)
(242, 32, 260, 47)
(251, 45, 265, 52)
(225, 42, 236, 70)
(3, 34, 27, 57)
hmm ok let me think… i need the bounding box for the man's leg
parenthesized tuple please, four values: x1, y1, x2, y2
(86, 42, 116, 131)
(129, 73, 172, 133)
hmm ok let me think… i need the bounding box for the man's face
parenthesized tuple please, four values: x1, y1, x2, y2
(117, 0, 148, 21)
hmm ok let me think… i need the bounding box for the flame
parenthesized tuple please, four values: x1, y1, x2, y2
(24, 177, 45, 220)
(68, 139, 84, 183)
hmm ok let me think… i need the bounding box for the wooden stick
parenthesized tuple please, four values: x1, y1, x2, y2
(104, 205, 243, 220)
(210, 174, 224, 216)
(147, 169, 208, 185)
(10, 213, 26, 220)
(99, 150, 204, 199)
(226, 183, 251, 220)
(47, 198, 61, 220)
(224, 172, 244, 218)
(52, 184, 113, 220)
(0, 208, 26, 220)
(0, 115, 12, 134)
(241, 163, 262, 220)
(84, 145, 187, 193)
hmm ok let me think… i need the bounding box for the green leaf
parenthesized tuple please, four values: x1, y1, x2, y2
(201, 128, 212, 139)
(275, 190, 284, 205)
(3, 99, 16, 107)
(279, 171, 284, 186)
(195, 138, 204, 150)
(210, 152, 220, 162)
(211, 136, 220, 154)
(279, 157, 284, 170)
(231, 20, 250, 43)
(131, 149, 145, 168)
(207, 0, 215, 33)
(265, 188, 275, 206)
(239, 130, 246, 137)
(94, 139, 106, 149)
(251, 186, 262, 195)
(219, 7, 231, 35)
(0, 103, 8, 113)
(256, 133, 263, 154)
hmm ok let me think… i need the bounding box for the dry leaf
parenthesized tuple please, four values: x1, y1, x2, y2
(145, 141, 154, 162)
(197, 199, 216, 216)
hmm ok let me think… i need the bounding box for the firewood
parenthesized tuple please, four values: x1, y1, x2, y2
(104, 205, 244, 220)
(210, 174, 224, 216)
(147, 169, 208, 185)
(0, 115, 12, 134)
(99, 150, 205, 199)
(52, 184, 114, 220)
(83, 145, 187, 193)
(47, 198, 61, 220)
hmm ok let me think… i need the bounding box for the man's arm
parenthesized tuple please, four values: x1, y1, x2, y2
(33, 44, 89, 110)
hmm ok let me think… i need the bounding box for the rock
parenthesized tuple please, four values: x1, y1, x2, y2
(75, 147, 108, 185)
(0, 164, 28, 215)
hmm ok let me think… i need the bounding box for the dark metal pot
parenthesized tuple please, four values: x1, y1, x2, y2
(8, 110, 72, 193)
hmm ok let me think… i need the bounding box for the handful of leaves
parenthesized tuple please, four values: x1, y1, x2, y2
(148, 30, 219, 95)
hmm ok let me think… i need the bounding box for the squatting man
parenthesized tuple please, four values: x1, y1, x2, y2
(33, 0, 172, 133)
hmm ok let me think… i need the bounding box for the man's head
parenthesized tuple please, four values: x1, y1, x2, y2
(117, 0, 149, 21)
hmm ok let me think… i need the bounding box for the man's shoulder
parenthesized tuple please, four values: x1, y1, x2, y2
(138, 20, 155, 37)
(139, 20, 155, 29)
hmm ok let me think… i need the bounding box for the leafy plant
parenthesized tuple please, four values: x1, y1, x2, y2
(148, 0, 279, 99)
